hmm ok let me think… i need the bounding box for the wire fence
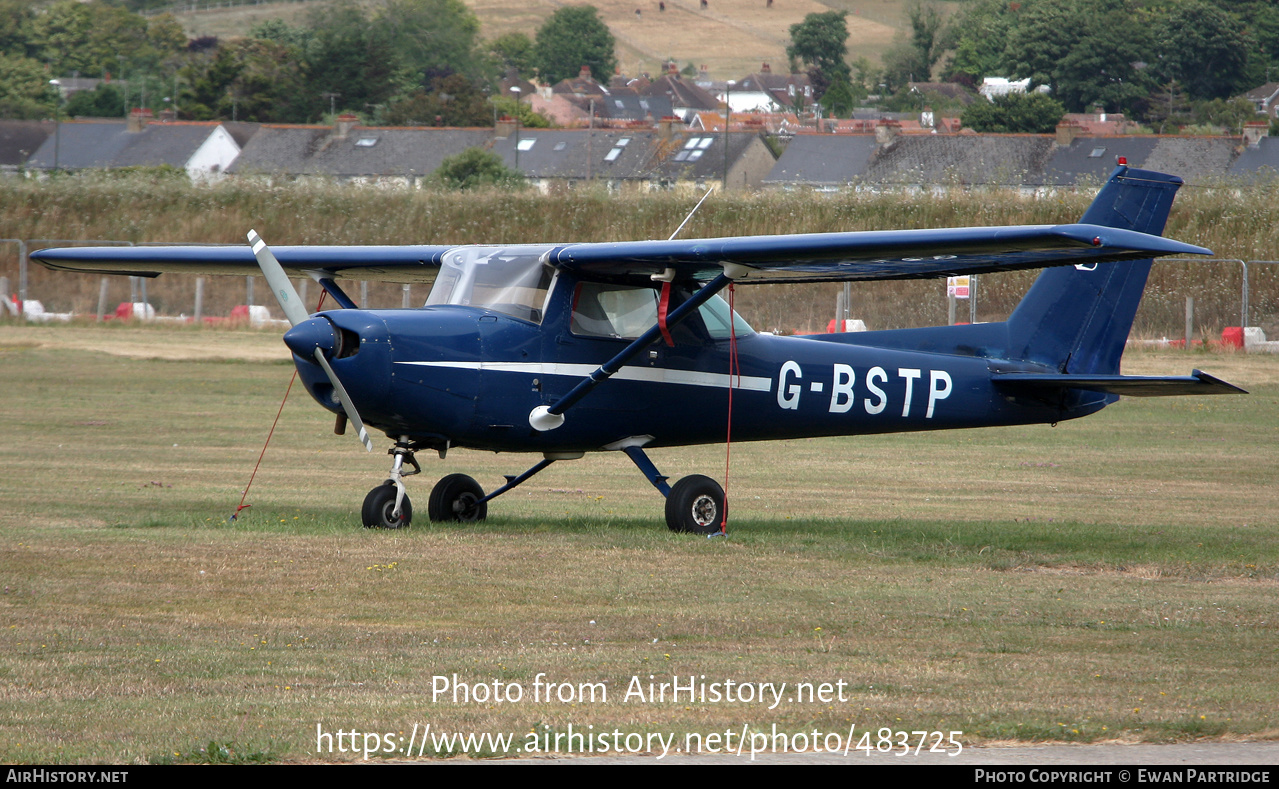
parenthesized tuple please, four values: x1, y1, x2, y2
(3, 239, 1279, 340)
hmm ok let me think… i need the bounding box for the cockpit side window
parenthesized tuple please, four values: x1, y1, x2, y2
(570, 282, 754, 342)
(571, 283, 659, 339)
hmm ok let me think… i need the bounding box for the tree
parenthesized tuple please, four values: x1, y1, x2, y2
(1194, 96, 1257, 134)
(65, 83, 125, 117)
(906, 2, 944, 80)
(0, 53, 56, 119)
(382, 74, 490, 126)
(249, 18, 314, 52)
(489, 32, 535, 79)
(1155, 1, 1251, 101)
(431, 147, 526, 189)
(376, 0, 484, 86)
(1003, 0, 1154, 114)
(1143, 80, 1192, 133)
(181, 39, 308, 122)
(26, 1, 185, 79)
(941, 0, 1013, 83)
(787, 11, 850, 85)
(303, 1, 409, 119)
(961, 91, 1065, 133)
(820, 76, 859, 118)
(489, 94, 551, 128)
(534, 6, 616, 85)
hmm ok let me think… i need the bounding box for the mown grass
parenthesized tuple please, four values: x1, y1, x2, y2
(0, 329, 1276, 762)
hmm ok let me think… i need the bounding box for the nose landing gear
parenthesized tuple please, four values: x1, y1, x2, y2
(361, 438, 421, 528)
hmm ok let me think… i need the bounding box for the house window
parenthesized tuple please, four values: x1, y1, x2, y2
(553, 141, 567, 151)
(684, 137, 701, 149)
(674, 150, 689, 161)
(1089, 147, 1106, 158)
(517, 138, 536, 151)
(605, 147, 623, 162)
(687, 150, 704, 161)
(616, 137, 631, 146)
(355, 137, 378, 147)
(697, 137, 713, 149)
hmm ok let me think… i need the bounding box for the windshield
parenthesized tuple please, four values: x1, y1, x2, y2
(427, 245, 556, 323)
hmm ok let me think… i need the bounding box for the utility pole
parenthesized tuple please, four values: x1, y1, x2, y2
(722, 80, 734, 190)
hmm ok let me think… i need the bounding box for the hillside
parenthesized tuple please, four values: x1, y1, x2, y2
(168, 0, 954, 81)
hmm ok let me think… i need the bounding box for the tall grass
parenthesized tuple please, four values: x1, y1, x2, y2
(4, 172, 1279, 335)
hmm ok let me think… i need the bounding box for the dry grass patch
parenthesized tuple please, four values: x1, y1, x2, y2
(1, 331, 1276, 763)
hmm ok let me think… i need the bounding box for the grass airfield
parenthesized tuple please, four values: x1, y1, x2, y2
(1, 323, 1276, 763)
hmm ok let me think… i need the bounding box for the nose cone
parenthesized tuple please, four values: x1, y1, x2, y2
(283, 317, 337, 359)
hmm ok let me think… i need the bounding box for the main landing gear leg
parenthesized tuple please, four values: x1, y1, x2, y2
(428, 454, 572, 523)
(362, 437, 421, 529)
(622, 446, 725, 535)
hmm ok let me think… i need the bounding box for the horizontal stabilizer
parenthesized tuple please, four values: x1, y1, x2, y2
(991, 370, 1247, 397)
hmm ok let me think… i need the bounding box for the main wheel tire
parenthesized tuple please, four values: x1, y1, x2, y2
(665, 474, 725, 534)
(428, 473, 488, 523)
(362, 483, 412, 529)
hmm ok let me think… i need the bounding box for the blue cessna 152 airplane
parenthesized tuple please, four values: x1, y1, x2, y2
(32, 166, 1244, 534)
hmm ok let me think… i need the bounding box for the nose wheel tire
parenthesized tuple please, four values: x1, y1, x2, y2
(362, 482, 412, 529)
(666, 474, 725, 534)
(428, 473, 488, 523)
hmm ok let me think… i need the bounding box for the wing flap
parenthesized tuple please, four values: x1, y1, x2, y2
(991, 370, 1247, 397)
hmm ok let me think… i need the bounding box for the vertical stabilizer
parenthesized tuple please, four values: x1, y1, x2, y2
(1006, 167, 1184, 374)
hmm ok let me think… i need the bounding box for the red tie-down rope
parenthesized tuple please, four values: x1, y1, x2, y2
(231, 290, 327, 521)
(720, 283, 740, 534)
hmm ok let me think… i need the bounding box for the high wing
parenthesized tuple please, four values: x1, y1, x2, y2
(30, 224, 1210, 285)
(548, 224, 1210, 284)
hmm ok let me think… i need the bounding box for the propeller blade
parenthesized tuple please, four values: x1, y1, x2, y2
(313, 348, 374, 452)
(247, 229, 309, 327)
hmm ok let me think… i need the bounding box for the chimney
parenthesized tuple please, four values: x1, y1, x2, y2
(874, 120, 899, 146)
(126, 108, 152, 133)
(668, 61, 679, 76)
(1244, 121, 1269, 147)
(760, 62, 771, 73)
(334, 113, 359, 139)
(658, 116, 678, 140)
(159, 108, 176, 123)
(1055, 120, 1080, 146)
(495, 116, 517, 138)
(580, 65, 592, 80)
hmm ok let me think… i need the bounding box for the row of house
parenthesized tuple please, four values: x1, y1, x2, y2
(7, 111, 1279, 191)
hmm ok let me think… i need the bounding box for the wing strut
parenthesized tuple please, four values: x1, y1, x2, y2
(529, 270, 740, 431)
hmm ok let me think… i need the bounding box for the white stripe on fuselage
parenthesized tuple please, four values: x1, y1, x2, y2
(396, 361, 772, 392)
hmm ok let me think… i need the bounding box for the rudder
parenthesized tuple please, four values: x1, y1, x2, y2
(1006, 167, 1184, 374)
